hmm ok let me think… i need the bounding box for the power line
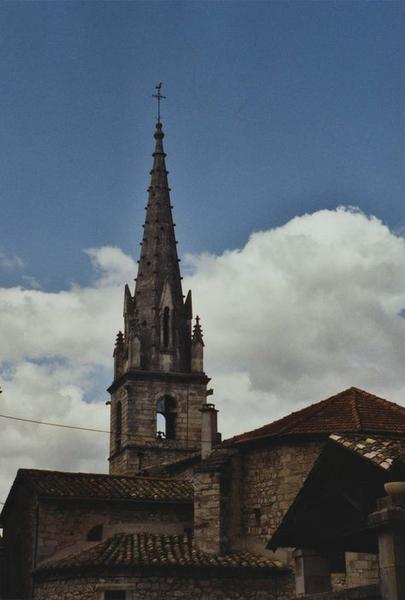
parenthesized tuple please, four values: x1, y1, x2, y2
(0, 412, 224, 444)
(0, 414, 109, 434)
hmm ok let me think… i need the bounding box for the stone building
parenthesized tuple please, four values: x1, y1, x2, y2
(1, 119, 405, 600)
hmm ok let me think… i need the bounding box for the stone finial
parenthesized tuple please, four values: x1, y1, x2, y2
(191, 316, 204, 372)
(113, 331, 125, 378)
(113, 331, 124, 355)
(192, 316, 204, 346)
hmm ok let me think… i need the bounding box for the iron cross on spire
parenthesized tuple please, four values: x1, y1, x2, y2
(152, 83, 166, 124)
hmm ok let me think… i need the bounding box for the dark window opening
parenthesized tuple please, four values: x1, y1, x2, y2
(156, 395, 176, 440)
(104, 592, 126, 600)
(172, 308, 176, 344)
(163, 306, 170, 348)
(116, 401, 122, 450)
(254, 508, 261, 527)
(87, 524, 103, 541)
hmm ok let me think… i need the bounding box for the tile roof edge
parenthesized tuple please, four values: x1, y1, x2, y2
(327, 433, 393, 471)
(223, 387, 358, 443)
(17, 468, 192, 484)
(223, 386, 405, 444)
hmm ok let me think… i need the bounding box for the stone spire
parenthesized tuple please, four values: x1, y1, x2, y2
(122, 122, 192, 372)
(108, 115, 212, 476)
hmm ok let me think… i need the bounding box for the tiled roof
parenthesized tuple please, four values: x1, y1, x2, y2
(35, 532, 283, 575)
(14, 469, 193, 502)
(330, 433, 405, 470)
(226, 387, 405, 444)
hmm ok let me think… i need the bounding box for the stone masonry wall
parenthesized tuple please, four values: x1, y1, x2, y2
(36, 499, 192, 564)
(345, 553, 379, 588)
(300, 584, 381, 599)
(194, 471, 226, 554)
(241, 441, 322, 545)
(109, 378, 205, 475)
(33, 572, 295, 600)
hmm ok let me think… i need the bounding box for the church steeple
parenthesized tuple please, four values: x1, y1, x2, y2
(131, 121, 189, 372)
(108, 115, 211, 476)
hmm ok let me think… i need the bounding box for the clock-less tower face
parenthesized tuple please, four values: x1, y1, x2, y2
(108, 121, 208, 476)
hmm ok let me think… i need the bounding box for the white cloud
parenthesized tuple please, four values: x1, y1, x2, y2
(184, 208, 405, 435)
(1, 209, 405, 504)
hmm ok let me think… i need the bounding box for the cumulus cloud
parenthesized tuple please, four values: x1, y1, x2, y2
(184, 208, 405, 435)
(1, 209, 405, 504)
(0, 246, 136, 502)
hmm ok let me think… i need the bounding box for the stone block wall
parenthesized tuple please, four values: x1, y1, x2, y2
(35, 499, 192, 565)
(241, 441, 322, 544)
(345, 554, 379, 588)
(33, 571, 295, 600)
(299, 584, 381, 599)
(194, 470, 228, 554)
(109, 377, 206, 475)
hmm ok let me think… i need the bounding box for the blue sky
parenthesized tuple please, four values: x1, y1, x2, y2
(1, 0, 404, 290)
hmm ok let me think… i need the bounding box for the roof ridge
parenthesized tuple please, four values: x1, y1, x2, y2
(224, 386, 405, 445)
(350, 388, 362, 430)
(226, 387, 359, 443)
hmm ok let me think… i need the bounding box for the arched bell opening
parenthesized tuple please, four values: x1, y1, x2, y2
(156, 395, 176, 440)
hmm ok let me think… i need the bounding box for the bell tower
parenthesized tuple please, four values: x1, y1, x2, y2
(108, 119, 209, 475)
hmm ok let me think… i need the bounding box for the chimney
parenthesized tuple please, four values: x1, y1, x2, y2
(201, 403, 219, 459)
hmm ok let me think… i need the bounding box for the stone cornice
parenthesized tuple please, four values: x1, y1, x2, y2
(107, 369, 210, 393)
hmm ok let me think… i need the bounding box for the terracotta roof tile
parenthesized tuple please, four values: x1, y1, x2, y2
(35, 532, 283, 575)
(226, 387, 405, 444)
(16, 469, 193, 502)
(329, 433, 405, 470)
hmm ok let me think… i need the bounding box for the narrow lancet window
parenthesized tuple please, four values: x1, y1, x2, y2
(163, 306, 170, 348)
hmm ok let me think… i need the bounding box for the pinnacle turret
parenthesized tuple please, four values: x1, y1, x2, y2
(192, 316, 204, 346)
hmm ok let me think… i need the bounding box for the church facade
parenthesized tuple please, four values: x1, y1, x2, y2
(1, 119, 405, 600)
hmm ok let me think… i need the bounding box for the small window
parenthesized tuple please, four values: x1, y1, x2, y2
(104, 592, 126, 600)
(87, 524, 103, 542)
(254, 508, 261, 527)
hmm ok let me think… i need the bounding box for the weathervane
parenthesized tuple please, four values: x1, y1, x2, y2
(152, 82, 166, 124)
